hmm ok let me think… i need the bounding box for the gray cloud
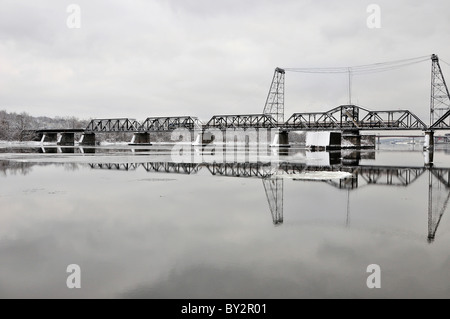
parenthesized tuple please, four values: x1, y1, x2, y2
(0, 0, 449, 122)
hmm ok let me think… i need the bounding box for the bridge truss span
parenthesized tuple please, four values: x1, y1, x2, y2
(205, 114, 278, 130)
(140, 116, 203, 132)
(85, 118, 141, 132)
(79, 107, 429, 134)
(283, 105, 427, 131)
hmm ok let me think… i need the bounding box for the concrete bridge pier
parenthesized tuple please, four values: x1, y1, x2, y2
(306, 132, 342, 150)
(270, 130, 290, 147)
(424, 130, 435, 150)
(79, 133, 96, 146)
(57, 133, 75, 146)
(423, 150, 434, 167)
(342, 130, 361, 148)
(40, 133, 58, 143)
(342, 130, 376, 149)
(422, 130, 435, 166)
(130, 132, 151, 145)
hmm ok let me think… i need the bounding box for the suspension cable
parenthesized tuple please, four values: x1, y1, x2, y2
(283, 55, 430, 75)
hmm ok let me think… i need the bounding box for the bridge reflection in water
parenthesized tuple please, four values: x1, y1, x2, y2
(74, 147, 450, 244)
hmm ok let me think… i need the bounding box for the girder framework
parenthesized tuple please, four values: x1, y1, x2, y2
(263, 67, 285, 124)
(284, 105, 427, 131)
(82, 106, 428, 133)
(85, 118, 140, 132)
(204, 114, 278, 130)
(430, 54, 450, 127)
(140, 116, 203, 132)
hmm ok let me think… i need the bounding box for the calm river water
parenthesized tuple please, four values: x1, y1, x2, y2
(0, 143, 449, 298)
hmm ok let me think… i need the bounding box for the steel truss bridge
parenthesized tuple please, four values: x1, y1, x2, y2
(81, 105, 428, 133)
(30, 54, 450, 145)
(74, 54, 450, 134)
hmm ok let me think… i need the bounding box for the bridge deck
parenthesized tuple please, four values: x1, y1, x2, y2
(35, 129, 85, 133)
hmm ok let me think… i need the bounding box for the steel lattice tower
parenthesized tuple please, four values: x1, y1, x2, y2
(430, 54, 450, 126)
(263, 67, 285, 123)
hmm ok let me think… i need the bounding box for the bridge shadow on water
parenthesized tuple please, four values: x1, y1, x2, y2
(90, 148, 449, 245)
(1, 145, 449, 244)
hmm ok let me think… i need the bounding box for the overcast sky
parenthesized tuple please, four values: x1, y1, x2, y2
(1, 0, 449, 122)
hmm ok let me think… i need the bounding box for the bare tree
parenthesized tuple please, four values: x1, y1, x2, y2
(0, 110, 10, 140)
(13, 112, 32, 141)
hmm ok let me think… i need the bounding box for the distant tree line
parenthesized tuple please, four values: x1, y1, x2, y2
(0, 110, 89, 141)
(0, 110, 176, 143)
